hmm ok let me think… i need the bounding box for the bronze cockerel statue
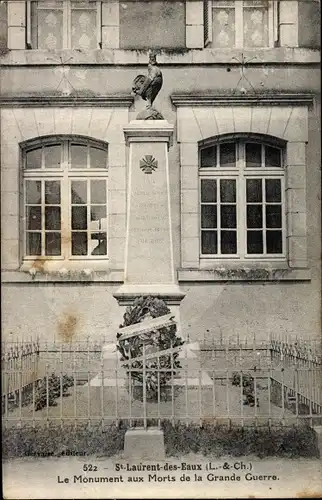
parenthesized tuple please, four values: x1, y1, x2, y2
(132, 51, 164, 120)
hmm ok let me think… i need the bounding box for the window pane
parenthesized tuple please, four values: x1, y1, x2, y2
(26, 181, 41, 204)
(45, 206, 61, 230)
(45, 181, 61, 204)
(246, 179, 262, 202)
(45, 233, 61, 256)
(221, 205, 236, 228)
(90, 147, 108, 169)
(265, 146, 281, 168)
(221, 231, 237, 254)
(44, 144, 61, 169)
(91, 180, 106, 204)
(37, 8, 63, 50)
(72, 232, 88, 256)
(266, 230, 283, 254)
(246, 143, 262, 168)
(26, 148, 42, 170)
(26, 233, 41, 256)
(71, 5, 97, 50)
(71, 181, 87, 204)
(266, 205, 282, 228)
(90, 233, 107, 256)
(201, 205, 217, 229)
(72, 206, 87, 230)
(243, 3, 268, 48)
(220, 179, 236, 202)
(247, 205, 262, 228)
(265, 179, 281, 202)
(201, 179, 217, 202)
(200, 146, 216, 168)
(91, 206, 107, 229)
(213, 4, 235, 48)
(219, 143, 236, 168)
(247, 231, 263, 253)
(71, 144, 88, 169)
(27, 206, 41, 230)
(201, 231, 217, 254)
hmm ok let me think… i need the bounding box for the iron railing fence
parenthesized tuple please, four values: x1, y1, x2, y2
(2, 338, 321, 429)
(1, 340, 40, 400)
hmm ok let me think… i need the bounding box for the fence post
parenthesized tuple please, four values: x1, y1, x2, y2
(87, 338, 91, 428)
(185, 341, 188, 427)
(171, 340, 174, 426)
(157, 354, 161, 429)
(281, 368, 285, 426)
(226, 345, 230, 429)
(115, 353, 119, 428)
(45, 362, 49, 428)
(19, 349, 23, 424)
(60, 343, 63, 429)
(129, 348, 132, 428)
(73, 344, 77, 430)
(100, 341, 104, 428)
(143, 342, 147, 430)
(212, 368, 216, 427)
(240, 371, 244, 428)
(199, 366, 202, 428)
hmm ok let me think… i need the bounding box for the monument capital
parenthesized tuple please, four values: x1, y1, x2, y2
(123, 119, 174, 144)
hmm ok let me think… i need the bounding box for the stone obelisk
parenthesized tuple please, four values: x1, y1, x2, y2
(113, 120, 185, 313)
(113, 51, 185, 317)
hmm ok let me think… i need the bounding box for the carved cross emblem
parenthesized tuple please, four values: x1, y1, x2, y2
(140, 155, 158, 174)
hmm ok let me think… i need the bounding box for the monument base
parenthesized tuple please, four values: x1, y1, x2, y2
(86, 341, 213, 387)
(113, 284, 185, 306)
(123, 428, 165, 460)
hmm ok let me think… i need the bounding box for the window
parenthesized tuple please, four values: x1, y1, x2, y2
(29, 1, 102, 50)
(205, 1, 277, 48)
(199, 138, 285, 259)
(23, 137, 108, 260)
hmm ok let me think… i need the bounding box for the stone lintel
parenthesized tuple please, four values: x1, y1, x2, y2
(0, 95, 134, 108)
(171, 93, 314, 108)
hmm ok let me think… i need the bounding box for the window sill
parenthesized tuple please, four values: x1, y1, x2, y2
(2, 262, 124, 283)
(178, 267, 311, 282)
(0, 48, 319, 67)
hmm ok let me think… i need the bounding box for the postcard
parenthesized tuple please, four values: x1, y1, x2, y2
(1, 0, 321, 498)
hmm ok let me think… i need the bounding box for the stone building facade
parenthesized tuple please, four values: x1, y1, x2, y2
(0, 1, 320, 343)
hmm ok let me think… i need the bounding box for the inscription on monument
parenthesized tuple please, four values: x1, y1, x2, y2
(126, 142, 173, 284)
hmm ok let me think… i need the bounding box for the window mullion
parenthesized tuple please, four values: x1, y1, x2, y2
(217, 178, 221, 255)
(238, 143, 245, 259)
(96, 1, 102, 48)
(268, 1, 275, 47)
(63, 0, 70, 49)
(87, 179, 91, 257)
(41, 180, 45, 257)
(262, 178, 267, 254)
(61, 142, 70, 260)
(235, 1, 243, 48)
(261, 144, 265, 168)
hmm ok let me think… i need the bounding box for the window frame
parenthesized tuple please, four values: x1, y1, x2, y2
(205, 0, 278, 49)
(199, 137, 286, 261)
(27, 0, 102, 50)
(22, 136, 109, 263)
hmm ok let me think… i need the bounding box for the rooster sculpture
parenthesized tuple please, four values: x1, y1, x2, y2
(132, 51, 164, 120)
